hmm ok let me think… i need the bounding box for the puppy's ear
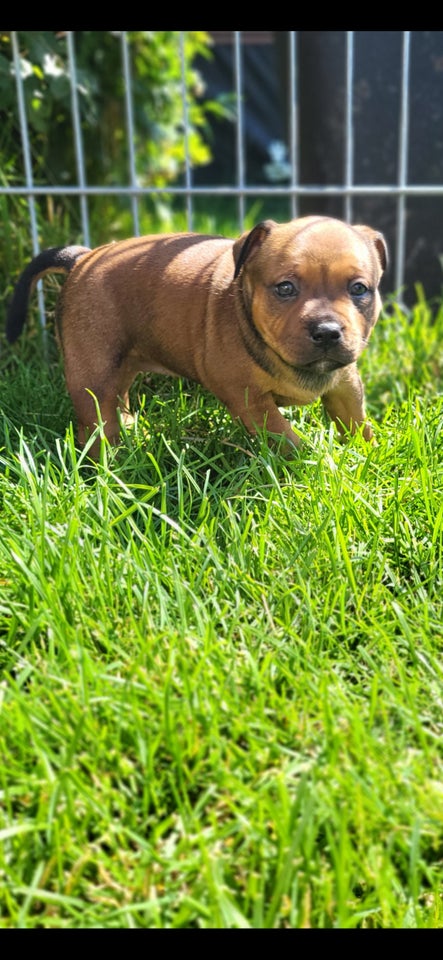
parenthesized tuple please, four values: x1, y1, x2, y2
(233, 220, 277, 279)
(353, 225, 388, 273)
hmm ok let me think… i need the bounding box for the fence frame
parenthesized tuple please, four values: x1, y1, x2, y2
(3, 30, 443, 322)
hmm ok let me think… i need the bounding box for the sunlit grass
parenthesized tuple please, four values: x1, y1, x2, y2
(0, 293, 442, 928)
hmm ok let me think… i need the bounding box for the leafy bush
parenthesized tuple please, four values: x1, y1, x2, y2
(0, 30, 222, 189)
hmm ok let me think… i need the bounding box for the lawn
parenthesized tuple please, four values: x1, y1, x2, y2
(0, 285, 442, 928)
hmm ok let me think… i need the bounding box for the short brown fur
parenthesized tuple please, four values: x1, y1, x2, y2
(6, 216, 387, 458)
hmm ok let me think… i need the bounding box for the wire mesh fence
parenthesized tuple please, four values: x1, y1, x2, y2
(3, 30, 443, 312)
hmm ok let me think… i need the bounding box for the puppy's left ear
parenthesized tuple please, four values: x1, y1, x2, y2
(233, 220, 277, 279)
(353, 225, 388, 273)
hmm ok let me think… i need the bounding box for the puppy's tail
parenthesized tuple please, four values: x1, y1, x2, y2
(5, 245, 91, 344)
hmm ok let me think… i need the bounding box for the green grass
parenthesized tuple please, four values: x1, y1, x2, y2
(0, 286, 442, 928)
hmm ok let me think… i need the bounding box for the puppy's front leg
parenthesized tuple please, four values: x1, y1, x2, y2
(231, 392, 302, 449)
(321, 366, 373, 440)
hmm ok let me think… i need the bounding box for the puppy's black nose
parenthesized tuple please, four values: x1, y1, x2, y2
(309, 319, 343, 347)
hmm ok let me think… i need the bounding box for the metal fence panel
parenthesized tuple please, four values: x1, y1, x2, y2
(3, 30, 443, 313)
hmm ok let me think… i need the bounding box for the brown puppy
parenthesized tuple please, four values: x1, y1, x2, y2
(6, 216, 387, 457)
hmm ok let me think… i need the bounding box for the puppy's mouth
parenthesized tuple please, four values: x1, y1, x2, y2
(294, 355, 353, 374)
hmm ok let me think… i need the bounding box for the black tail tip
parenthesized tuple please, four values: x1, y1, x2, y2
(5, 307, 26, 344)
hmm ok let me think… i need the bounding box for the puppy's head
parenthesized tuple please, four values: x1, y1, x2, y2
(233, 215, 387, 379)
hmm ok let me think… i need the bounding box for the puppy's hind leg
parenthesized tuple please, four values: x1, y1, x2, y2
(66, 363, 134, 459)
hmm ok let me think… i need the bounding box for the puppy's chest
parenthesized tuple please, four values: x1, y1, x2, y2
(269, 365, 343, 406)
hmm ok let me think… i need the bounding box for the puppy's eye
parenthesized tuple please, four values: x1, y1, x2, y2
(274, 281, 298, 299)
(349, 281, 369, 297)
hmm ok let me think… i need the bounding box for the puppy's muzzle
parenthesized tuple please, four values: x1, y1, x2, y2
(301, 315, 354, 372)
(308, 317, 343, 349)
